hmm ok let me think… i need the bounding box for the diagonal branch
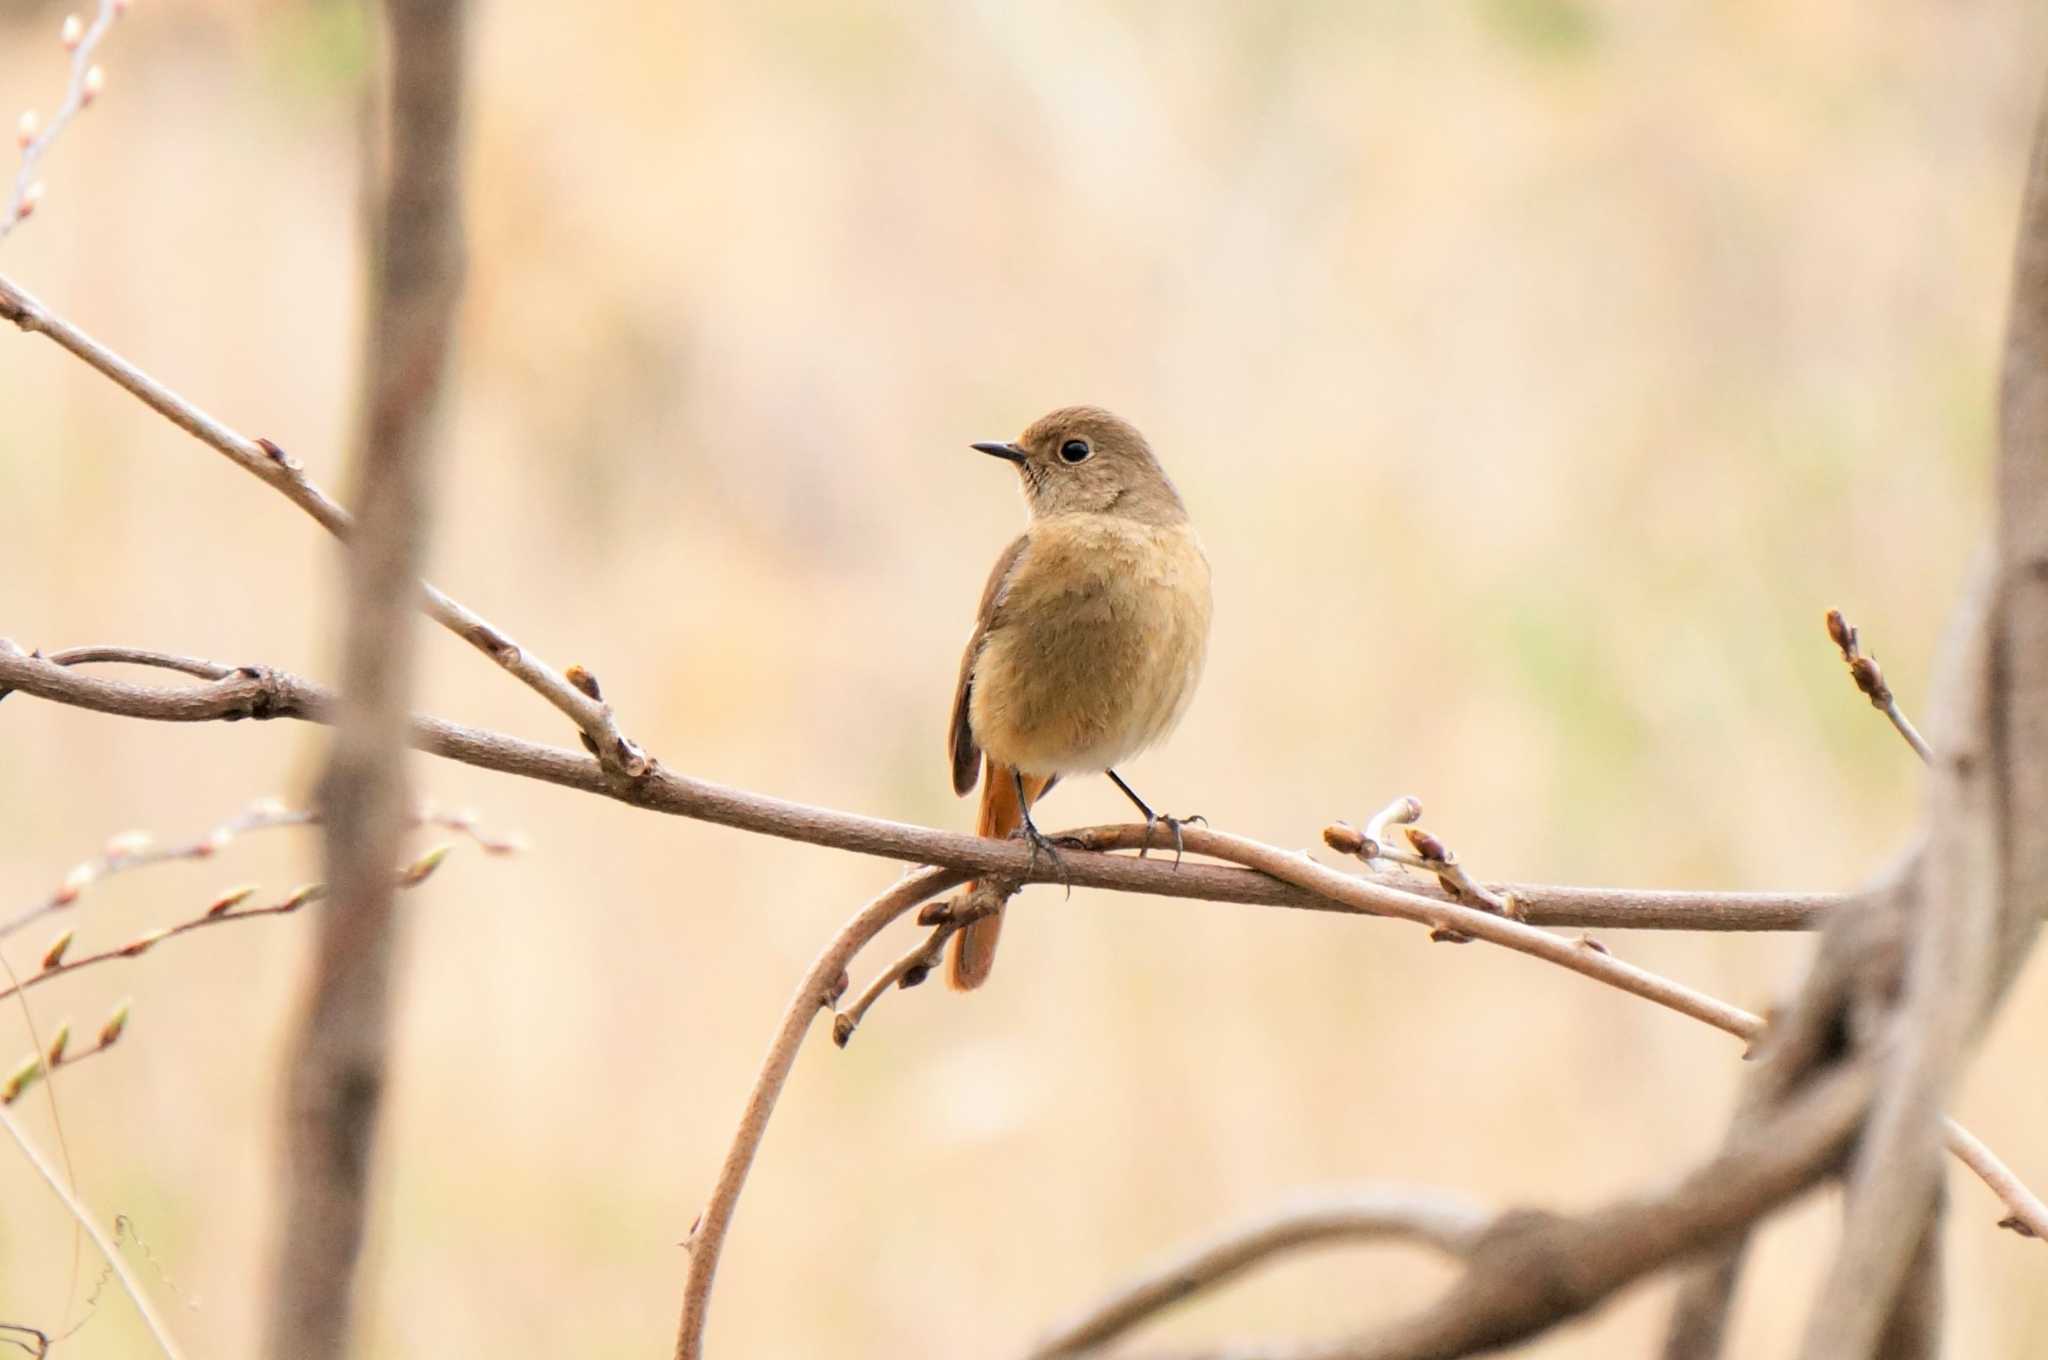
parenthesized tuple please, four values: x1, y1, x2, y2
(0, 273, 646, 777)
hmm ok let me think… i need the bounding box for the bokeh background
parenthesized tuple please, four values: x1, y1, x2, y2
(3, 0, 2047, 1354)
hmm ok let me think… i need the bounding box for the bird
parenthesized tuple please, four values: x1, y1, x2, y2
(945, 406, 1212, 990)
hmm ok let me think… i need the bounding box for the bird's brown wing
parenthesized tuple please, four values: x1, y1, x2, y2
(949, 531, 1031, 796)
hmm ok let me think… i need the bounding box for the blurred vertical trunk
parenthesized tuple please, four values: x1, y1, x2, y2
(263, 3, 467, 1358)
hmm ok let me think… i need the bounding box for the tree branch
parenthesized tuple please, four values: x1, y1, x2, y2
(1115, 1064, 1877, 1360)
(673, 866, 968, 1360)
(0, 287, 644, 779)
(1028, 1189, 1490, 1359)
(0, 642, 1844, 933)
(264, 4, 464, 1354)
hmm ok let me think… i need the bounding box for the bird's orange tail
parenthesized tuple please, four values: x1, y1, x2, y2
(949, 760, 1052, 990)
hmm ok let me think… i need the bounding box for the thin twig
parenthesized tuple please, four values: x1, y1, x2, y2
(2, 0, 124, 238)
(674, 866, 968, 1360)
(0, 268, 647, 777)
(0, 642, 1843, 932)
(1825, 609, 1934, 765)
(831, 923, 960, 1048)
(0, 788, 515, 943)
(0, 1103, 185, 1360)
(1028, 1188, 1490, 1358)
(831, 885, 1005, 1047)
(0, 848, 461, 1009)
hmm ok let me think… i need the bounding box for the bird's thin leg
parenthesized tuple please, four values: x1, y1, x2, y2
(1015, 767, 1070, 895)
(1105, 769, 1205, 867)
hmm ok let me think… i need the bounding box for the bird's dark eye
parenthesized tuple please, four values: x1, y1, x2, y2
(1059, 438, 1092, 464)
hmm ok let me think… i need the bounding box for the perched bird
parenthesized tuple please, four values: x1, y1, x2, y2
(946, 406, 1212, 989)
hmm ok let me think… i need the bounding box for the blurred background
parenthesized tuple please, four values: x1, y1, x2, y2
(3, 0, 2047, 1354)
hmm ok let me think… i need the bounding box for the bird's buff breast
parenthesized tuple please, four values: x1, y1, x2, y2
(969, 516, 1212, 778)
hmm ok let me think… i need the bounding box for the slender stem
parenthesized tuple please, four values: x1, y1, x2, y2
(674, 866, 967, 1360)
(1029, 1188, 1490, 1358)
(0, 1104, 185, 1360)
(2, 0, 122, 237)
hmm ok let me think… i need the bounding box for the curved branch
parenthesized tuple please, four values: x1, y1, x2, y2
(0, 643, 1843, 933)
(1029, 1189, 1490, 1359)
(673, 866, 968, 1360)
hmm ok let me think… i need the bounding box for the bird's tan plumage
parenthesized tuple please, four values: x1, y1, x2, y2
(947, 407, 1211, 989)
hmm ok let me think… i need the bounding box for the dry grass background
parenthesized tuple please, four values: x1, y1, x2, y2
(3, 0, 2048, 1354)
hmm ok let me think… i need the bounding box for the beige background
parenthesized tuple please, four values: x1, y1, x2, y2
(3, 1, 2046, 1354)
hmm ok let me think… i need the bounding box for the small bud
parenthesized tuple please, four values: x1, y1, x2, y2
(82, 65, 104, 105)
(279, 883, 326, 911)
(40, 929, 74, 971)
(249, 795, 290, 819)
(16, 110, 37, 148)
(1322, 823, 1368, 856)
(831, 1015, 856, 1048)
(98, 999, 131, 1048)
(1848, 655, 1892, 707)
(1576, 933, 1610, 955)
(117, 927, 170, 958)
(565, 665, 602, 700)
(397, 843, 453, 887)
(3, 1054, 43, 1104)
(53, 861, 92, 906)
(1429, 925, 1473, 944)
(1824, 608, 1853, 655)
(1406, 828, 1450, 863)
(915, 900, 953, 927)
(105, 829, 152, 858)
(204, 884, 258, 918)
(826, 969, 849, 1005)
(899, 961, 931, 989)
(61, 15, 83, 50)
(1998, 1215, 2040, 1238)
(46, 1022, 71, 1065)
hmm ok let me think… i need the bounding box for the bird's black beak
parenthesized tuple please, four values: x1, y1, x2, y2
(971, 441, 1027, 465)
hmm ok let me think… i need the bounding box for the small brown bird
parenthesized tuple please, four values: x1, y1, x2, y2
(946, 406, 1212, 989)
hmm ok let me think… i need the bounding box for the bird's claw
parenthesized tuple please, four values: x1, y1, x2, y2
(1016, 815, 1072, 896)
(1137, 812, 1206, 868)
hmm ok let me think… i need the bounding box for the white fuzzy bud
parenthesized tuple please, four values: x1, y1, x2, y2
(61, 14, 83, 50)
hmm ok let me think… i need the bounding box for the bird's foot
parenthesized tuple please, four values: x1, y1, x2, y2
(1016, 812, 1072, 897)
(1138, 812, 1207, 868)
